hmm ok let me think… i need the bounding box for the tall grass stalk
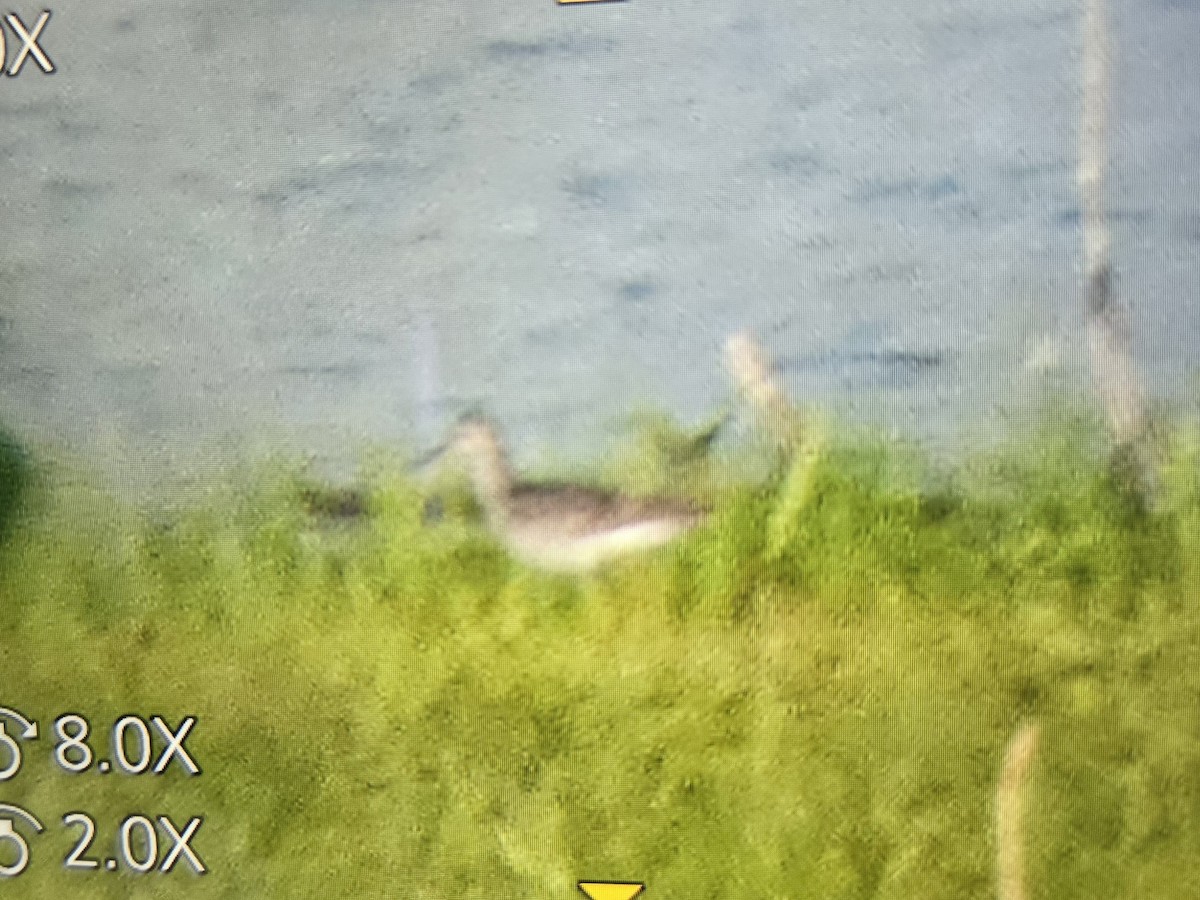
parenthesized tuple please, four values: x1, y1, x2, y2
(1080, 0, 1153, 497)
(996, 723, 1039, 900)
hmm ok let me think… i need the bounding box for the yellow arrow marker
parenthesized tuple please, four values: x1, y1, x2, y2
(578, 882, 644, 900)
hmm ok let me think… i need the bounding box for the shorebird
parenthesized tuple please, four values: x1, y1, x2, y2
(424, 416, 709, 573)
(723, 330, 804, 448)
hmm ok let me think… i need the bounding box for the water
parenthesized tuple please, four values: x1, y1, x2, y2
(1, 0, 1197, 496)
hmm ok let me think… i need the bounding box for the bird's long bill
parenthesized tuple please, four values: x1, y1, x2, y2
(411, 442, 449, 479)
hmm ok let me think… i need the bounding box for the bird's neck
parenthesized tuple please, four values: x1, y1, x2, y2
(467, 442, 514, 523)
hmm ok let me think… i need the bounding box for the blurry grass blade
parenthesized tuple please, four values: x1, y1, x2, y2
(766, 423, 826, 561)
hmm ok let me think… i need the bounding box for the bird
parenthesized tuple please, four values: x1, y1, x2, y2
(424, 415, 709, 572)
(723, 330, 803, 448)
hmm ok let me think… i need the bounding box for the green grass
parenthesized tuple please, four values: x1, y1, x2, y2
(1, 411, 1199, 898)
(0, 422, 31, 545)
